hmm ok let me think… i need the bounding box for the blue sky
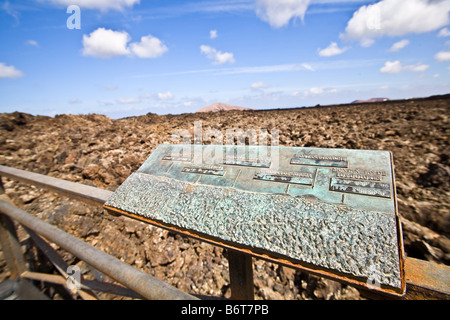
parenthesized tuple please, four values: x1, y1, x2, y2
(1, 0, 450, 119)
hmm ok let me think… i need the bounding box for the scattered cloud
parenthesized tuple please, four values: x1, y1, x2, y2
(301, 63, 315, 71)
(438, 27, 450, 37)
(26, 40, 39, 47)
(360, 38, 375, 48)
(2, 1, 19, 25)
(137, 59, 380, 78)
(381, 60, 429, 73)
(200, 45, 235, 65)
(250, 81, 270, 90)
(435, 50, 450, 62)
(341, 0, 450, 46)
(157, 91, 174, 100)
(42, 0, 140, 11)
(380, 60, 403, 74)
(255, 0, 311, 28)
(82, 28, 167, 59)
(0, 62, 24, 79)
(210, 29, 218, 39)
(293, 86, 338, 97)
(82, 28, 131, 58)
(68, 98, 82, 104)
(308, 87, 324, 95)
(404, 63, 429, 72)
(389, 39, 409, 52)
(130, 35, 168, 58)
(112, 91, 173, 105)
(318, 42, 348, 57)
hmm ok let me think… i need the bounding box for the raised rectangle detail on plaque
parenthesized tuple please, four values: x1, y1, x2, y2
(104, 144, 405, 296)
(162, 155, 192, 162)
(332, 168, 386, 181)
(223, 158, 271, 168)
(254, 169, 315, 186)
(182, 166, 225, 176)
(290, 154, 348, 168)
(330, 177, 391, 198)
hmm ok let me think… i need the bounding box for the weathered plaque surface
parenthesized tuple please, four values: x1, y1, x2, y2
(104, 144, 405, 295)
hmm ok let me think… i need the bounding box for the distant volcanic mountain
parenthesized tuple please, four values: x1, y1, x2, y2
(352, 98, 390, 104)
(196, 103, 254, 113)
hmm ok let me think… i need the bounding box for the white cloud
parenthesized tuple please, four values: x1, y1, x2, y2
(255, 0, 311, 28)
(0, 62, 24, 78)
(157, 91, 173, 100)
(389, 39, 410, 52)
(342, 0, 450, 46)
(380, 60, 402, 73)
(210, 30, 218, 39)
(360, 38, 375, 48)
(82, 28, 167, 59)
(251, 81, 270, 89)
(43, 0, 140, 11)
(404, 63, 429, 72)
(381, 60, 429, 73)
(26, 40, 39, 47)
(301, 63, 315, 71)
(294, 86, 338, 97)
(435, 51, 450, 62)
(309, 87, 324, 95)
(2, 1, 19, 25)
(438, 27, 450, 37)
(130, 35, 168, 58)
(318, 42, 348, 57)
(82, 28, 131, 58)
(200, 45, 235, 65)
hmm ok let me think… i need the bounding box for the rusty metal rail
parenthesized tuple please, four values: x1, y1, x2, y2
(0, 165, 449, 300)
(0, 198, 196, 300)
(0, 165, 197, 300)
(0, 165, 111, 207)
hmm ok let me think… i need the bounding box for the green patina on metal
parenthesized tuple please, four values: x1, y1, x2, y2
(105, 144, 404, 293)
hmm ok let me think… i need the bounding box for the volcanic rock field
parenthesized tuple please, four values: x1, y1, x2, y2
(0, 94, 449, 299)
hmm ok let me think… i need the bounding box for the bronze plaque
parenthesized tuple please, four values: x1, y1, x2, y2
(104, 144, 405, 296)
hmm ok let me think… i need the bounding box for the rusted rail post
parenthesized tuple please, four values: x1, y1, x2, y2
(0, 178, 27, 279)
(228, 249, 254, 300)
(0, 213, 27, 279)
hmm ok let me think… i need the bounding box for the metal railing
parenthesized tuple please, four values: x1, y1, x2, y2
(0, 165, 196, 300)
(0, 165, 449, 300)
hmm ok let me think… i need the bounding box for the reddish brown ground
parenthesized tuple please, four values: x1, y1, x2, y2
(0, 94, 448, 299)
